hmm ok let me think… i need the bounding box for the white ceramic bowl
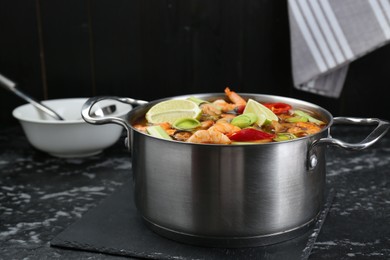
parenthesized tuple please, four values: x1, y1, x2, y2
(12, 98, 131, 158)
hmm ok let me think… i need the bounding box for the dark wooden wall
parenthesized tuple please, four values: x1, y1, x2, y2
(1, 0, 389, 127)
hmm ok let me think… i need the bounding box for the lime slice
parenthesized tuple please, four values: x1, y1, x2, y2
(243, 99, 278, 126)
(146, 99, 202, 124)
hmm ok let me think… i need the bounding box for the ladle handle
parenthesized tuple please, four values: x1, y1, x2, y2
(0, 73, 65, 121)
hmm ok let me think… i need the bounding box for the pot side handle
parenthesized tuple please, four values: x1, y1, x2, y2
(311, 117, 390, 151)
(81, 96, 148, 148)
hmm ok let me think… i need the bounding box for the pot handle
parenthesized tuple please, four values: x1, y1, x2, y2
(311, 117, 390, 151)
(307, 117, 389, 170)
(81, 96, 148, 148)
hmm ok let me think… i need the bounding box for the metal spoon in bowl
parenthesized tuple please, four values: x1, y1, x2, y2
(0, 73, 115, 120)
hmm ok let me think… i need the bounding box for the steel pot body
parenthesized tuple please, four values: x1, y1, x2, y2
(82, 93, 389, 247)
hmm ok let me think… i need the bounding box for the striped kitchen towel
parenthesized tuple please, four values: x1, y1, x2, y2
(288, 0, 390, 98)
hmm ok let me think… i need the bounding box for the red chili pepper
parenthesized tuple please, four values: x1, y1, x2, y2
(263, 102, 292, 114)
(228, 128, 275, 142)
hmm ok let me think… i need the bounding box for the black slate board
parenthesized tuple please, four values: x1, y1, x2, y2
(50, 181, 334, 260)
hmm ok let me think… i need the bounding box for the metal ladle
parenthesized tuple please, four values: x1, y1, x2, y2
(0, 73, 115, 120)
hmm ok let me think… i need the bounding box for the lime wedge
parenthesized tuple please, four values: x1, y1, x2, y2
(146, 99, 202, 124)
(243, 99, 278, 126)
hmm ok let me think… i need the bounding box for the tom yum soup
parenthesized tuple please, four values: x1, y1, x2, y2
(133, 88, 327, 145)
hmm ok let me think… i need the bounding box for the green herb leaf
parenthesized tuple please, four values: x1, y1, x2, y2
(231, 113, 258, 128)
(293, 110, 325, 125)
(187, 96, 208, 106)
(273, 133, 297, 142)
(285, 116, 308, 123)
(146, 125, 172, 140)
(173, 118, 201, 130)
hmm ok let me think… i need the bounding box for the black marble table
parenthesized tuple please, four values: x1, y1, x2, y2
(1, 124, 389, 259)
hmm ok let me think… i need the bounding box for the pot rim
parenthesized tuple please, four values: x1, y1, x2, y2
(127, 92, 334, 146)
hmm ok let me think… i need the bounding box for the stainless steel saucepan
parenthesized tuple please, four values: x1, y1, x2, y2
(81, 93, 389, 248)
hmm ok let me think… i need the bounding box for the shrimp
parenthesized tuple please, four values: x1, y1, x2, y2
(212, 87, 247, 112)
(269, 120, 287, 133)
(212, 99, 236, 112)
(187, 120, 238, 144)
(133, 124, 148, 133)
(199, 103, 222, 121)
(218, 113, 236, 122)
(158, 122, 176, 136)
(287, 122, 321, 136)
(158, 122, 171, 129)
(186, 130, 231, 144)
(173, 131, 193, 141)
(208, 121, 240, 135)
(208, 128, 232, 144)
(134, 122, 176, 135)
(200, 103, 222, 117)
(200, 120, 215, 129)
(224, 87, 246, 107)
